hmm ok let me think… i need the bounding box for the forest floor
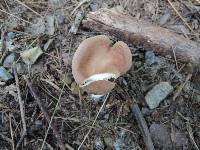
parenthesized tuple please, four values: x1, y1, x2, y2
(0, 0, 200, 149)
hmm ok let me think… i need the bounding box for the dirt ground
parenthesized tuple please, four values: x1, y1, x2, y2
(0, 0, 200, 150)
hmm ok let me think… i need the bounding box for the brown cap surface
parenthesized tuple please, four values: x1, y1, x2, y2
(72, 35, 132, 95)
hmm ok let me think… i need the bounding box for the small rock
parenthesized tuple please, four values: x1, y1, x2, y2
(145, 50, 157, 66)
(95, 137, 104, 149)
(145, 82, 173, 109)
(0, 66, 13, 81)
(3, 53, 16, 68)
(150, 123, 172, 149)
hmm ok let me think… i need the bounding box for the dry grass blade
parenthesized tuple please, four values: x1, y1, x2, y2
(0, 8, 33, 25)
(9, 113, 15, 150)
(173, 74, 192, 101)
(78, 93, 110, 150)
(13, 0, 43, 18)
(187, 121, 200, 150)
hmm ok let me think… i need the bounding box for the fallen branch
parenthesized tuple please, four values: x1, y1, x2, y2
(132, 104, 155, 150)
(82, 8, 200, 73)
(23, 76, 74, 150)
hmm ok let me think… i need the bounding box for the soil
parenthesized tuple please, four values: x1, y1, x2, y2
(0, 0, 200, 150)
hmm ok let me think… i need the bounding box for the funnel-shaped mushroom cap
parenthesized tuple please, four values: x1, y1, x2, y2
(72, 35, 132, 95)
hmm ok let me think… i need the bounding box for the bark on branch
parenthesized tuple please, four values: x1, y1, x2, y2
(82, 8, 200, 73)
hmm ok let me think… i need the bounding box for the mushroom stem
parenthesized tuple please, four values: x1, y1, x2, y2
(80, 73, 118, 87)
(90, 94, 104, 100)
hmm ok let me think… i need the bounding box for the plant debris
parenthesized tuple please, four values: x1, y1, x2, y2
(20, 47, 43, 65)
(0, 0, 200, 149)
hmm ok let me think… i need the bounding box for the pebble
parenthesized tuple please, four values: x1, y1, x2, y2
(0, 66, 13, 81)
(145, 82, 173, 109)
(3, 53, 16, 68)
(145, 51, 157, 66)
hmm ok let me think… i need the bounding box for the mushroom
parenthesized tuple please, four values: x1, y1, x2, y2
(72, 35, 132, 96)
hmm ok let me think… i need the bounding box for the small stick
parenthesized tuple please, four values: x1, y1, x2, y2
(173, 74, 192, 101)
(9, 113, 15, 150)
(13, 66, 27, 149)
(131, 104, 155, 150)
(0, 31, 8, 65)
(23, 76, 73, 150)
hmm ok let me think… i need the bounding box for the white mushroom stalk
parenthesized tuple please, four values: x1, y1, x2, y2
(80, 73, 117, 87)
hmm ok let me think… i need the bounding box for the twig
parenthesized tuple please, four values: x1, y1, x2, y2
(9, 113, 15, 150)
(78, 93, 110, 150)
(23, 76, 73, 150)
(0, 8, 33, 25)
(13, 65, 27, 149)
(0, 31, 8, 65)
(131, 104, 155, 150)
(173, 73, 192, 101)
(172, 47, 178, 70)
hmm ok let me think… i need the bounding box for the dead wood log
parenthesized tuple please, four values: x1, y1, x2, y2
(82, 8, 200, 73)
